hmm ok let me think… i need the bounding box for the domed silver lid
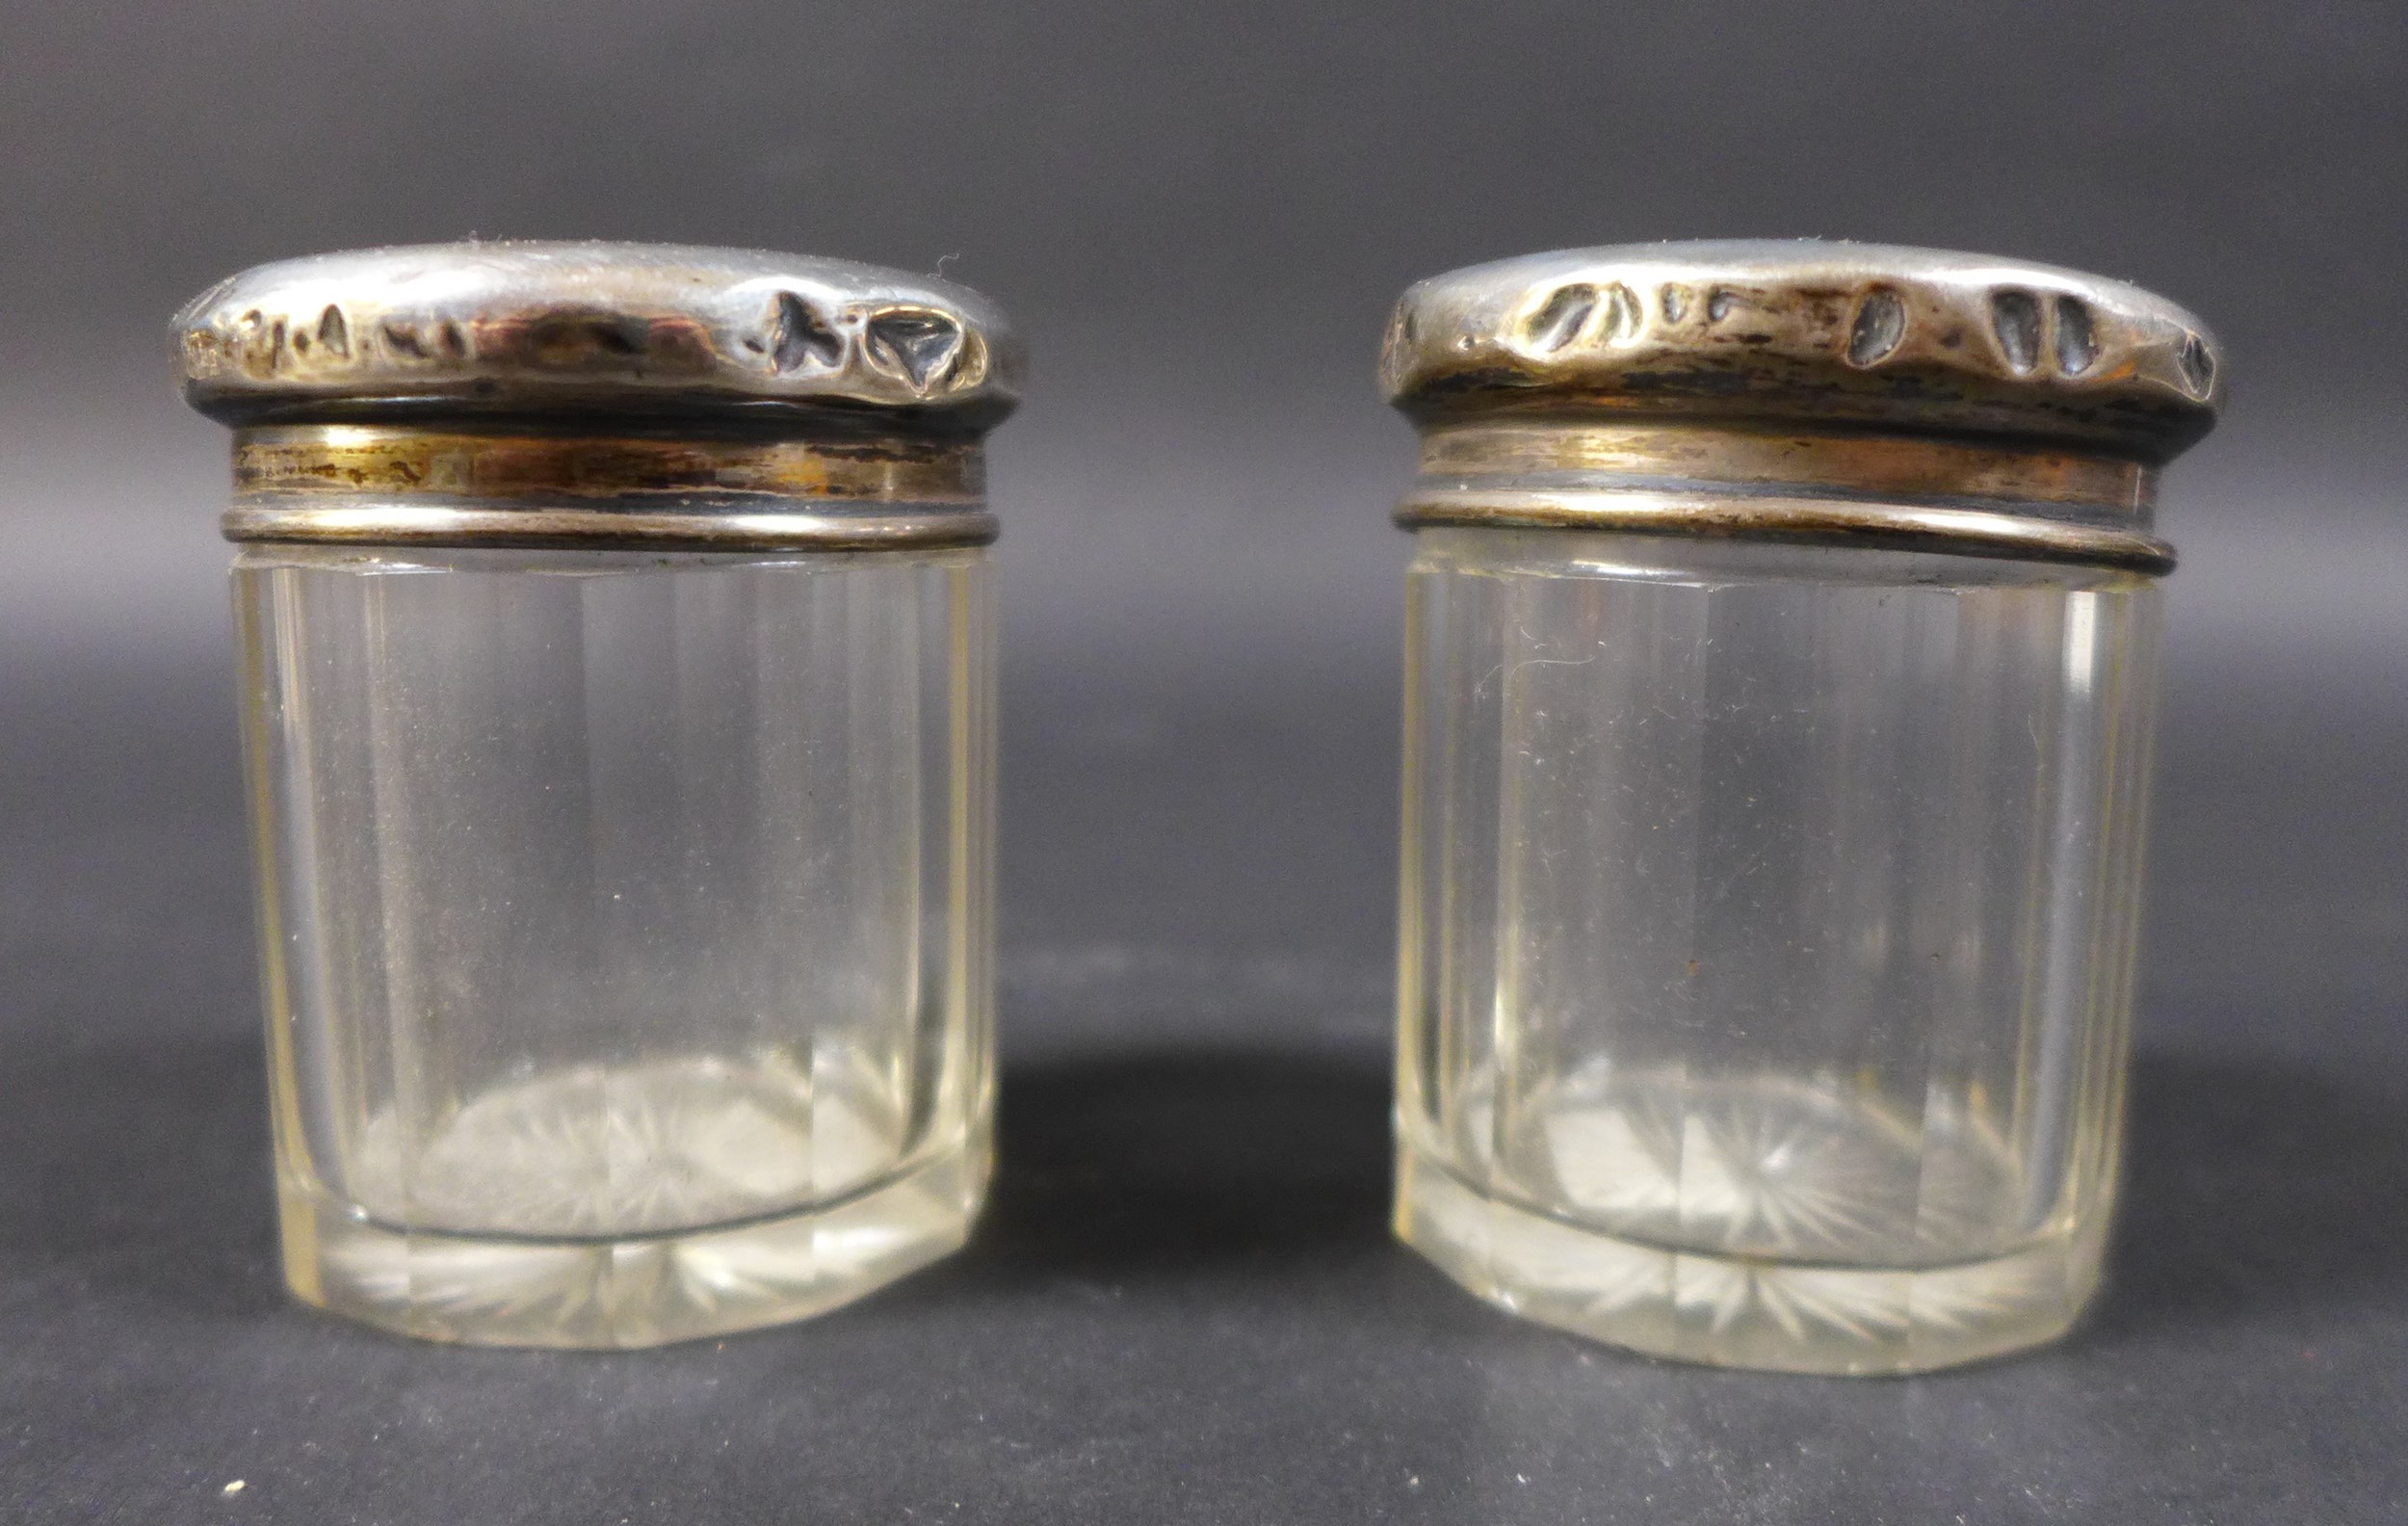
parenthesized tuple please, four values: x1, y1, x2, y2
(1382, 240, 2219, 464)
(1384, 241, 2223, 573)
(174, 241, 1021, 434)
(171, 243, 1019, 552)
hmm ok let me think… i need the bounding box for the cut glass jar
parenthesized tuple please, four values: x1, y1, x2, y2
(1381, 242, 2221, 1374)
(173, 243, 1016, 1348)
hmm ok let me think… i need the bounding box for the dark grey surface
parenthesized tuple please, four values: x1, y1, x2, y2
(4, 0, 2407, 1518)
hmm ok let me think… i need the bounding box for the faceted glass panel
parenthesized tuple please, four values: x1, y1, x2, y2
(235, 544, 995, 1347)
(1395, 529, 2159, 1374)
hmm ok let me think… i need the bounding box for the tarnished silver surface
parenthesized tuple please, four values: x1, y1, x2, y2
(222, 425, 995, 550)
(1395, 418, 2175, 572)
(173, 241, 1022, 433)
(1384, 241, 2222, 571)
(173, 243, 1018, 548)
(1383, 241, 2219, 460)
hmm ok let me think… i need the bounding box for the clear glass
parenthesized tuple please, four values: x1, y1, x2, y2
(233, 543, 995, 1348)
(1394, 528, 2159, 1374)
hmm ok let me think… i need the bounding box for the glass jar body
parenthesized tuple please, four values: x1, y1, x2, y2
(1394, 528, 2160, 1374)
(234, 542, 995, 1348)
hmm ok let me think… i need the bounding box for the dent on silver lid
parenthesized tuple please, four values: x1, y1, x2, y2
(173, 242, 1022, 434)
(1382, 241, 2221, 463)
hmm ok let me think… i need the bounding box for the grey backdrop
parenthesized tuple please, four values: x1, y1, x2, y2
(3, 3, 2405, 1521)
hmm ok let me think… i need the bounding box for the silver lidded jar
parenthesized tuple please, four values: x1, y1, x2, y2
(1381, 242, 2220, 1374)
(173, 243, 1015, 1348)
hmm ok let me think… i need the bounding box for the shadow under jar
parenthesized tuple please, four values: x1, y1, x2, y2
(172, 243, 1018, 1348)
(1381, 242, 2222, 1375)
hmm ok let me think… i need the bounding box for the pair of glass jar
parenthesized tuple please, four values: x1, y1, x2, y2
(173, 241, 2219, 1374)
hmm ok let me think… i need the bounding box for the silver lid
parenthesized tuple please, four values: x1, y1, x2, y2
(1382, 240, 2219, 464)
(1384, 241, 2222, 574)
(172, 243, 1019, 552)
(173, 241, 1022, 434)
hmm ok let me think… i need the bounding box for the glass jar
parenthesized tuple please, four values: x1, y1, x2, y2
(1381, 242, 2221, 1374)
(173, 244, 1017, 1348)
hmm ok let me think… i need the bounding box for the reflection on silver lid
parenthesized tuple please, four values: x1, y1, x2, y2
(174, 241, 1022, 434)
(1382, 240, 2219, 463)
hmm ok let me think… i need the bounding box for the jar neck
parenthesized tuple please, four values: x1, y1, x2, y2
(1395, 418, 2172, 575)
(222, 423, 993, 552)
